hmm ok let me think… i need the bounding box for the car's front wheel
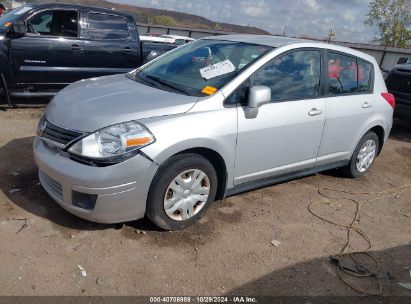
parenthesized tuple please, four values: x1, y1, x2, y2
(146, 153, 218, 230)
(342, 131, 379, 178)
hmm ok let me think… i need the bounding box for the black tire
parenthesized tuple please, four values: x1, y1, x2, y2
(146, 153, 218, 230)
(342, 131, 379, 178)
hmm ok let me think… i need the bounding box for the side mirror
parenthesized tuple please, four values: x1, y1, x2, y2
(245, 85, 271, 119)
(11, 21, 27, 37)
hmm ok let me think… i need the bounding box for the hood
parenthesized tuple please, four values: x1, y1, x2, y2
(45, 74, 198, 132)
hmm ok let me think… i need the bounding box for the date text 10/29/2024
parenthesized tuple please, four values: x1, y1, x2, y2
(149, 296, 258, 303)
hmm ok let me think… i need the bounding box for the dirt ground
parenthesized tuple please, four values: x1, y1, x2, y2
(0, 103, 410, 298)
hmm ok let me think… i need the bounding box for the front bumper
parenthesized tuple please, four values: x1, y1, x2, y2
(33, 137, 159, 224)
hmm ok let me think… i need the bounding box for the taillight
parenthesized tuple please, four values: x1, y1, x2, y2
(381, 93, 395, 108)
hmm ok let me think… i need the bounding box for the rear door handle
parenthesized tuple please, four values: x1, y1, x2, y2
(362, 102, 373, 109)
(71, 44, 82, 51)
(122, 47, 132, 53)
(308, 108, 323, 116)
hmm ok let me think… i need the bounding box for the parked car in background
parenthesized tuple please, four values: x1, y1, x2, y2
(159, 35, 195, 45)
(397, 57, 409, 65)
(140, 34, 195, 45)
(34, 35, 394, 230)
(386, 63, 411, 120)
(140, 35, 171, 43)
(0, 3, 177, 104)
(381, 57, 410, 81)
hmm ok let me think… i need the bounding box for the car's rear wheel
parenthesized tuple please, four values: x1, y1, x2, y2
(146, 153, 217, 230)
(342, 131, 379, 178)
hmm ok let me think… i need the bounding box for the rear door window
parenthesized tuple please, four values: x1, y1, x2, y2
(88, 13, 129, 40)
(327, 52, 358, 95)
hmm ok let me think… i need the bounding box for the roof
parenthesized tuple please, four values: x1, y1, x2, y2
(203, 34, 377, 64)
(204, 35, 307, 47)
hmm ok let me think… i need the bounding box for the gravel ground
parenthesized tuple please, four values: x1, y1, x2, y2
(0, 104, 410, 297)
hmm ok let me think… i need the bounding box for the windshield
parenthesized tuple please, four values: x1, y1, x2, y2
(0, 6, 32, 30)
(131, 39, 273, 97)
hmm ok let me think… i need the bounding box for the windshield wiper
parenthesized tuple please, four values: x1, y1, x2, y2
(127, 72, 162, 89)
(145, 75, 191, 96)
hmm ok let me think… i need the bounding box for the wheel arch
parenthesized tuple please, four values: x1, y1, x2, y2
(368, 125, 385, 156)
(173, 147, 228, 201)
(350, 119, 387, 159)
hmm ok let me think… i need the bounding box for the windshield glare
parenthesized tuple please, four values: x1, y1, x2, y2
(0, 6, 32, 30)
(135, 39, 273, 97)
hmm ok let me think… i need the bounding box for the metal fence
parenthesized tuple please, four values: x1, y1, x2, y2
(137, 23, 411, 70)
(333, 41, 411, 70)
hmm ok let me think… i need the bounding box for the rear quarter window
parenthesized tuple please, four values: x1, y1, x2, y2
(358, 60, 372, 93)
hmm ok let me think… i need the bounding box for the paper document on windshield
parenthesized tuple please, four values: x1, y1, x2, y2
(200, 59, 236, 80)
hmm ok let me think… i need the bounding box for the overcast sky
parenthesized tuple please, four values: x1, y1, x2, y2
(111, 0, 377, 43)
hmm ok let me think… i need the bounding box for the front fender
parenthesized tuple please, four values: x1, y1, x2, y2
(0, 40, 14, 87)
(140, 107, 238, 188)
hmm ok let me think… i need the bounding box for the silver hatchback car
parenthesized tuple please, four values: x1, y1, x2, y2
(34, 35, 395, 230)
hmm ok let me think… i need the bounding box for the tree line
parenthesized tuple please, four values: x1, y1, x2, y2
(365, 0, 410, 47)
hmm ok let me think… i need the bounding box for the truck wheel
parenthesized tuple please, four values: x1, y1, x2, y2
(146, 153, 218, 230)
(342, 131, 379, 178)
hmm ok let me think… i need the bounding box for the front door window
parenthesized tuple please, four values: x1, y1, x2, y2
(252, 50, 322, 102)
(27, 10, 78, 37)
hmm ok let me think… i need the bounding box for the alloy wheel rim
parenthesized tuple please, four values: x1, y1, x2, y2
(163, 169, 210, 221)
(356, 139, 377, 173)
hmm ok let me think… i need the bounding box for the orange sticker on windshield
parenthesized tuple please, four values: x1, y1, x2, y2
(202, 86, 218, 95)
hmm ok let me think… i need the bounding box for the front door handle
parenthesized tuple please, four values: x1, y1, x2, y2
(308, 108, 323, 116)
(122, 47, 132, 53)
(362, 102, 373, 109)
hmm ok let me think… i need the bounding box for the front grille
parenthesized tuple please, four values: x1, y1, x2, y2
(39, 171, 63, 200)
(41, 120, 83, 146)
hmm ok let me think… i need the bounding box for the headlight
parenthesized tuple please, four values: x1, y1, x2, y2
(68, 121, 155, 160)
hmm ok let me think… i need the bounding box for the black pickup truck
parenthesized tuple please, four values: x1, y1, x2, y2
(386, 64, 411, 121)
(0, 3, 177, 104)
